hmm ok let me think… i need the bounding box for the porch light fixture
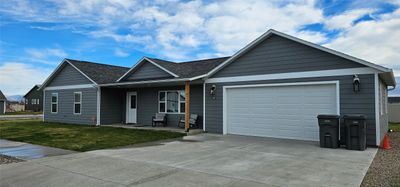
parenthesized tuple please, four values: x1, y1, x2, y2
(353, 75, 360, 93)
(210, 85, 216, 99)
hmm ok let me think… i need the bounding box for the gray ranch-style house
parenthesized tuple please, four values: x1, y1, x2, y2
(40, 29, 396, 146)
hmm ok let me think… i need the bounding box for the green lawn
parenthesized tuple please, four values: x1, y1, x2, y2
(0, 120, 185, 152)
(4, 111, 43, 115)
(389, 122, 400, 132)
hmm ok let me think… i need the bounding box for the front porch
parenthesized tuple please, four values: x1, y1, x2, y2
(99, 79, 204, 132)
(102, 124, 204, 135)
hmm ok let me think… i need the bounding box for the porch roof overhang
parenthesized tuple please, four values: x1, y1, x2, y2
(98, 76, 205, 88)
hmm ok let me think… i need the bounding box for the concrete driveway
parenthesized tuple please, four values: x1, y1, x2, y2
(0, 134, 377, 187)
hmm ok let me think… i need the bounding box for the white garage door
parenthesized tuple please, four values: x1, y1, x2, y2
(225, 83, 338, 141)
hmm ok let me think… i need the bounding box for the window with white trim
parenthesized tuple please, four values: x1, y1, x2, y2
(74, 92, 82, 114)
(31, 99, 35, 105)
(51, 93, 58, 113)
(37, 99, 40, 105)
(158, 91, 185, 113)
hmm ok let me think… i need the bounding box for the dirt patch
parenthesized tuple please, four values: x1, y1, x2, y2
(361, 132, 400, 187)
(0, 154, 23, 165)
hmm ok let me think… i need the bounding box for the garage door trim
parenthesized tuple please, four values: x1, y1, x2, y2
(222, 81, 340, 135)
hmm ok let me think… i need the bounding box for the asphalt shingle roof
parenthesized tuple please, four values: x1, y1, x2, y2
(389, 96, 400, 103)
(0, 90, 6, 100)
(64, 56, 229, 84)
(66, 59, 130, 84)
(149, 56, 230, 78)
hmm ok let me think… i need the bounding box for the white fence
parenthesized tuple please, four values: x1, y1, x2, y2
(389, 103, 400, 123)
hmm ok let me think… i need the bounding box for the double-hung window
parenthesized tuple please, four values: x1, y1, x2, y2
(158, 91, 185, 113)
(51, 93, 58, 114)
(74, 92, 82, 114)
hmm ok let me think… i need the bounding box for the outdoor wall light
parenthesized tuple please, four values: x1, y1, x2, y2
(353, 75, 360, 93)
(210, 85, 216, 99)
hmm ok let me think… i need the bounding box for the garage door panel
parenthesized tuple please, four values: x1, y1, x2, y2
(226, 83, 337, 141)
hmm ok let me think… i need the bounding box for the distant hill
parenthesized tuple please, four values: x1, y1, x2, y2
(6, 95, 23, 102)
(389, 77, 400, 96)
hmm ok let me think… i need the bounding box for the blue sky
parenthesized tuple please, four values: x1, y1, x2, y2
(0, 0, 399, 95)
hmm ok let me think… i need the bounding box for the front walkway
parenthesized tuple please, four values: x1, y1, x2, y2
(0, 134, 377, 186)
(0, 139, 75, 160)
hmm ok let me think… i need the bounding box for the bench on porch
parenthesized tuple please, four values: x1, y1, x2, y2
(178, 114, 199, 129)
(152, 113, 167, 127)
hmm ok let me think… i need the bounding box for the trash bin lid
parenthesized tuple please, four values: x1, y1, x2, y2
(343, 114, 366, 119)
(317, 114, 340, 119)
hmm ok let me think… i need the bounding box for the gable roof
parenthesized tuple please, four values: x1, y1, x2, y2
(149, 56, 230, 78)
(40, 59, 130, 89)
(67, 59, 130, 84)
(117, 56, 229, 82)
(206, 29, 396, 86)
(0, 90, 6, 101)
(117, 57, 179, 82)
(24, 84, 41, 98)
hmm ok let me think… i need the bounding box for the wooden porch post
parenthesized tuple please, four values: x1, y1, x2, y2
(185, 81, 190, 132)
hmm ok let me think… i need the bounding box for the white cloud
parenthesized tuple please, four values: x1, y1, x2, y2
(324, 9, 375, 30)
(325, 9, 400, 76)
(26, 48, 67, 59)
(114, 48, 129, 57)
(0, 63, 51, 95)
(1, 0, 399, 71)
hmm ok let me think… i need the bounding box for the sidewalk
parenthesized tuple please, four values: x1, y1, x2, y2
(0, 139, 75, 160)
(0, 114, 43, 121)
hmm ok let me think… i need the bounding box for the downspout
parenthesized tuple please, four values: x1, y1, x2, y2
(96, 86, 101, 126)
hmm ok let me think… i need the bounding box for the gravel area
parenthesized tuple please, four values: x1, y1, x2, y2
(361, 132, 400, 187)
(0, 154, 23, 165)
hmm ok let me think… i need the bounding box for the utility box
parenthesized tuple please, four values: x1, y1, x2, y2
(344, 115, 367, 151)
(317, 115, 340, 148)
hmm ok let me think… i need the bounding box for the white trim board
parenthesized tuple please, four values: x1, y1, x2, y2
(206, 67, 378, 83)
(375, 73, 381, 146)
(99, 78, 190, 87)
(222, 81, 340, 135)
(203, 83, 206, 132)
(44, 84, 96, 91)
(207, 29, 390, 78)
(117, 57, 179, 82)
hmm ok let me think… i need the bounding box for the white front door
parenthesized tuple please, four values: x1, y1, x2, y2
(126, 92, 137, 124)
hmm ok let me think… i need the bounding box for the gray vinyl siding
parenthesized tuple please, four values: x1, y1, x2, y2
(212, 35, 365, 78)
(124, 62, 173, 81)
(205, 74, 377, 146)
(379, 79, 389, 144)
(48, 64, 93, 87)
(0, 101, 4, 114)
(100, 88, 125, 124)
(102, 85, 203, 127)
(24, 89, 43, 112)
(44, 88, 97, 125)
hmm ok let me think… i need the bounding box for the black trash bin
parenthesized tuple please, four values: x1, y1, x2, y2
(317, 115, 340, 148)
(344, 115, 367, 151)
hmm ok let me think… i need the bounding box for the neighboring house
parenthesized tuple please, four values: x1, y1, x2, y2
(388, 96, 400, 123)
(24, 84, 43, 112)
(0, 90, 6, 114)
(40, 29, 396, 146)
